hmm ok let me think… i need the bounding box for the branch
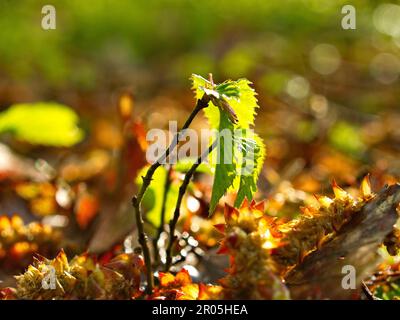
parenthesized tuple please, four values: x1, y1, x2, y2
(165, 139, 218, 271)
(132, 95, 210, 293)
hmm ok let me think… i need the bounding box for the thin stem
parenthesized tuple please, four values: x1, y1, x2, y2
(132, 196, 154, 293)
(165, 139, 218, 271)
(152, 166, 172, 266)
(132, 95, 210, 294)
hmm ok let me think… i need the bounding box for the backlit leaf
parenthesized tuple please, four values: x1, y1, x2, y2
(209, 111, 236, 214)
(234, 132, 266, 207)
(135, 166, 179, 228)
(191, 74, 264, 214)
(0, 102, 84, 147)
(191, 74, 259, 129)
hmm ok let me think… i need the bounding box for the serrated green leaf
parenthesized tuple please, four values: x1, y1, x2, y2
(209, 110, 236, 214)
(191, 74, 259, 130)
(0, 102, 84, 146)
(191, 74, 264, 214)
(234, 132, 265, 207)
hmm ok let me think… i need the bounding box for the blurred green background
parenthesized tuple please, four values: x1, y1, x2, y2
(0, 0, 399, 186)
(0, 0, 398, 105)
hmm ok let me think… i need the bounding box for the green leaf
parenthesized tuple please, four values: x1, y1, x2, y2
(0, 102, 84, 146)
(234, 132, 266, 207)
(191, 74, 259, 130)
(328, 121, 365, 157)
(174, 157, 214, 175)
(191, 74, 265, 214)
(209, 110, 236, 214)
(191, 74, 209, 100)
(135, 165, 179, 228)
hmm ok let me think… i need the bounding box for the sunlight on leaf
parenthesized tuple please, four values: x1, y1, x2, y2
(191, 74, 265, 214)
(0, 102, 84, 146)
(234, 132, 266, 207)
(191, 74, 259, 129)
(209, 111, 236, 214)
(174, 158, 214, 174)
(135, 166, 179, 228)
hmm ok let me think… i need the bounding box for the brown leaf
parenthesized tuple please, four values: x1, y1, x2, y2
(285, 184, 400, 299)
